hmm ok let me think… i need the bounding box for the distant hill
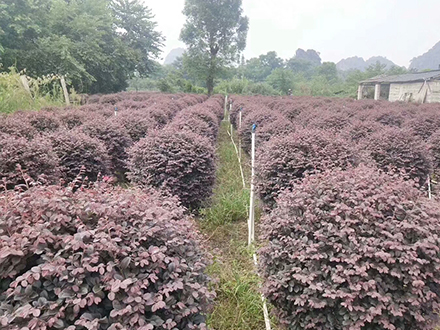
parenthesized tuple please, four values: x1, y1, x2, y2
(365, 56, 396, 70)
(295, 49, 321, 66)
(163, 48, 185, 65)
(337, 56, 398, 72)
(336, 56, 367, 71)
(410, 41, 440, 71)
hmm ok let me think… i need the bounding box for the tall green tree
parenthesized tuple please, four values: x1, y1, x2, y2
(267, 68, 294, 95)
(180, 0, 249, 95)
(111, 0, 164, 76)
(316, 62, 338, 82)
(244, 51, 283, 82)
(366, 61, 387, 78)
(285, 58, 314, 78)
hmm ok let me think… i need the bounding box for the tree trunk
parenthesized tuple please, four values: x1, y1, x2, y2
(207, 75, 214, 96)
(207, 45, 218, 96)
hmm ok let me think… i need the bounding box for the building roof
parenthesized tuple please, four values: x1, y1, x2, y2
(360, 70, 440, 85)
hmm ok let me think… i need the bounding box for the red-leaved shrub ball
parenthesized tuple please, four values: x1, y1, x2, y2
(127, 128, 216, 209)
(361, 127, 432, 187)
(260, 166, 440, 330)
(0, 134, 60, 189)
(0, 183, 213, 329)
(48, 129, 111, 183)
(256, 129, 357, 208)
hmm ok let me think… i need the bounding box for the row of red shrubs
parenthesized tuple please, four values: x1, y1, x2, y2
(230, 95, 440, 330)
(0, 92, 224, 329)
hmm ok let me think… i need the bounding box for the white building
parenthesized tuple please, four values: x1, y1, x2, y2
(358, 70, 440, 103)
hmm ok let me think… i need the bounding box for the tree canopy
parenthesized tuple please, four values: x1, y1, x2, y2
(0, 0, 163, 94)
(180, 0, 249, 95)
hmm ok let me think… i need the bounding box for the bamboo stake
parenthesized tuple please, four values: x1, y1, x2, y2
(248, 124, 256, 246)
(60, 76, 70, 106)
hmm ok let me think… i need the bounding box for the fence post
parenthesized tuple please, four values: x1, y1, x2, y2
(248, 124, 257, 246)
(60, 76, 70, 106)
(19, 75, 32, 98)
(428, 174, 432, 199)
(238, 107, 243, 162)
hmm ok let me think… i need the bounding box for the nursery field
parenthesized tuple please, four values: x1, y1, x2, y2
(1, 92, 440, 330)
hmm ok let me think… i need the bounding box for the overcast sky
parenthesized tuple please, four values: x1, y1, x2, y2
(146, 0, 440, 67)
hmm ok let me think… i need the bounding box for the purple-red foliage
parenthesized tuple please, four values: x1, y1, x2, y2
(205, 95, 225, 120)
(274, 100, 305, 121)
(26, 111, 61, 133)
(0, 134, 60, 189)
(79, 104, 115, 118)
(114, 100, 149, 112)
(59, 110, 105, 130)
(362, 127, 432, 186)
(256, 129, 357, 208)
(151, 99, 181, 119)
(428, 130, 440, 170)
(127, 129, 216, 209)
(253, 118, 293, 147)
(39, 106, 63, 112)
(48, 129, 111, 182)
(87, 94, 101, 104)
(124, 91, 151, 102)
(259, 166, 440, 330)
(168, 117, 216, 143)
(59, 110, 87, 129)
(176, 95, 202, 109)
(366, 107, 405, 127)
(99, 93, 123, 105)
(182, 105, 220, 128)
(172, 106, 220, 141)
(238, 107, 285, 154)
(82, 120, 133, 176)
(145, 105, 171, 128)
(0, 115, 37, 139)
(299, 110, 352, 132)
(340, 119, 384, 144)
(114, 111, 156, 142)
(404, 112, 440, 140)
(0, 183, 213, 330)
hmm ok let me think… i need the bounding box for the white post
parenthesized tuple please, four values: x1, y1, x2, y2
(357, 85, 363, 100)
(374, 84, 381, 101)
(238, 108, 243, 162)
(248, 124, 256, 246)
(114, 106, 118, 117)
(428, 174, 432, 199)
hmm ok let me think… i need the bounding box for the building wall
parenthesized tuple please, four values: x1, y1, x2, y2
(427, 81, 440, 103)
(389, 81, 440, 103)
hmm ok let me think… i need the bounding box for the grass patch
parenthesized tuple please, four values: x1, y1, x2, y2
(200, 122, 250, 227)
(205, 223, 269, 330)
(199, 121, 279, 330)
(0, 67, 66, 114)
